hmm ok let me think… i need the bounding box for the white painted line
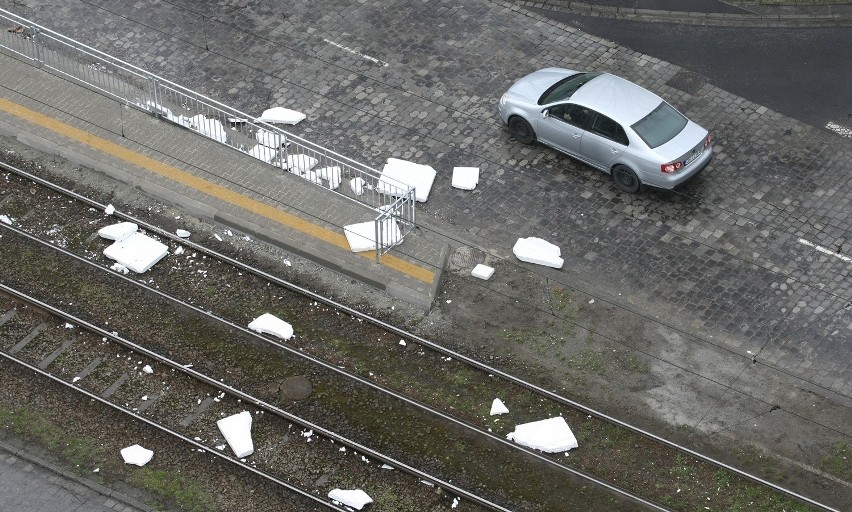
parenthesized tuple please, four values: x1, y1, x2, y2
(323, 39, 389, 67)
(825, 121, 852, 138)
(798, 238, 852, 263)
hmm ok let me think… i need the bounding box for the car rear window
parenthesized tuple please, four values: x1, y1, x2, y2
(631, 102, 688, 148)
(539, 72, 603, 105)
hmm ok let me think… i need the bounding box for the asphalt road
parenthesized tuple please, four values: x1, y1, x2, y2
(535, 9, 852, 134)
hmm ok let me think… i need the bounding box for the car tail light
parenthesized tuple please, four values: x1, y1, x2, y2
(703, 134, 713, 148)
(661, 161, 683, 174)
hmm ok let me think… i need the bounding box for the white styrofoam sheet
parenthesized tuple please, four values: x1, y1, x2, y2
(512, 237, 564, 269)
(248, 313, 294, 340)
(343, 219, 402, 253)
(255, 128, 285, 148)
(120, 444, 154, 466)
(98, 222, 138, 241)
(377, 157, 436, 202)
(316, 166, 342, 190)
(256, 106, 306, 125)
(490, 398, 509, 415)
(216, 411, 254, 458)
(248, 144, 278, 163)
(103, 232, 169, 273)
(471, 263, 495, 280)
(328, 489, 373, 510)
(506, 416, 578, 453)
(452, 166, 479, 190)
(188, 114, 228, 143)
(285, 154, 318, 174)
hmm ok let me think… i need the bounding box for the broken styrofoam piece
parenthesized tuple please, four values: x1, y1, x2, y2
(188, 114, 228, 144)
(103, 233, 169, 273)
(303, 170, 323, 185)
(104, 204, 115, 215)
(164, 113, 193, 129)
(316, 166, 342, 190)
(512, 237, 564, 269)
(377, 157, 436, 202)
(256, 106, 306, 125)
(216, 411, 254, 458)
(255, 128, 286, 148)
(98, 222, 138, 242)
(110, 263, 129, 274)
(472, 264, 495, 280)
(328, 489, 373, 510)
(452, 166, 480, 190)
(248, 313, 294, 340)
(350, 177, 366, 196)
(506, 416, 578, 453)
(0, 214, 12, 225)
(120, 444, 154, 466)
(284, 154, 318, 174)
(343, 219, 402, 253)
(144, 100, 172, 118)
(176, 229, 191, 238)
(248, 144, 278, 163)
(490, 398, 509, 415)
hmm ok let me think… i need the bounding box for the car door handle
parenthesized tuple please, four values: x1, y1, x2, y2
(610, 148, 620, 153)
(571, 133, 581, 138)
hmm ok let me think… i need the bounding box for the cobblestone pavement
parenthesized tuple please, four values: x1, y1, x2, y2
(3, 0, 850, 500)
(0, 439, 151, 512)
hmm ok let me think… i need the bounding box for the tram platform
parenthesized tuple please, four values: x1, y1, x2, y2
(0, 50, 448, 309)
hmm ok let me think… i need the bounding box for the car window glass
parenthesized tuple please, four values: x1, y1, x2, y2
(548, 103, 590, 129)
(631, 101, 687, 148)
(539, 72, 603, 105)
(589, 113, 628, 146)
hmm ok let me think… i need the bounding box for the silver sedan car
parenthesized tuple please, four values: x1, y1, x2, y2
(498, 68, 712, 193)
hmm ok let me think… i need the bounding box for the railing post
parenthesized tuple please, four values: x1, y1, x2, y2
(375, 217, 381, 263)
(30, 26, 43, 67)
(148, 77, 159, 115)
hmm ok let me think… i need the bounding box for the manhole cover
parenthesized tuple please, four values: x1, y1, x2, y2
(448, 246, 487, 274)
(278, 376, 313, 401)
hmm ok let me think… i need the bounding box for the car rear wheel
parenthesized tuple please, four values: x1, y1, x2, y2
(509, 117, 536, 144)
(612, 164, 641, 193)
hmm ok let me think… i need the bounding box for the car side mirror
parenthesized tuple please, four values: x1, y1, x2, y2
(541, 109, 549, 119)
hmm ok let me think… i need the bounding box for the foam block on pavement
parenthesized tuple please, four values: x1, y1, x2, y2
(471, 264, 494, 280)
(256, 106, 306, 125)
(344, 219, 402, 253)
(512, 237, 563, 269)
(378, 157, 436, 202)
(452, 166, 479, 190)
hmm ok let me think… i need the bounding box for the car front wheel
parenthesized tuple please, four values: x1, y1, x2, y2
(612, 164, 641, 193)
(508, 117, 536, 144)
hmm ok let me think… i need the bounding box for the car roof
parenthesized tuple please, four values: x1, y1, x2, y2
(569, 73, 663, 126)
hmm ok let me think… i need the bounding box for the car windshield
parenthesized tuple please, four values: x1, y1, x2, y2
(538, 72, 602, 105)
(631, 102, 688, 148)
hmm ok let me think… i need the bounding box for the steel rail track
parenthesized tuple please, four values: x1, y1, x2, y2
(0, 267, 512, 511)
(1, 159, 840, 511)
(0, 288, 351, 512)
(0, 212, 662, 512)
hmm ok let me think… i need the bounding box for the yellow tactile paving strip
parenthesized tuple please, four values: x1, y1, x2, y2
(0, 97, 435, 284)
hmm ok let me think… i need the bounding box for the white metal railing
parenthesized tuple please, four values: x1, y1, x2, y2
(0, 8, 416, 261)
